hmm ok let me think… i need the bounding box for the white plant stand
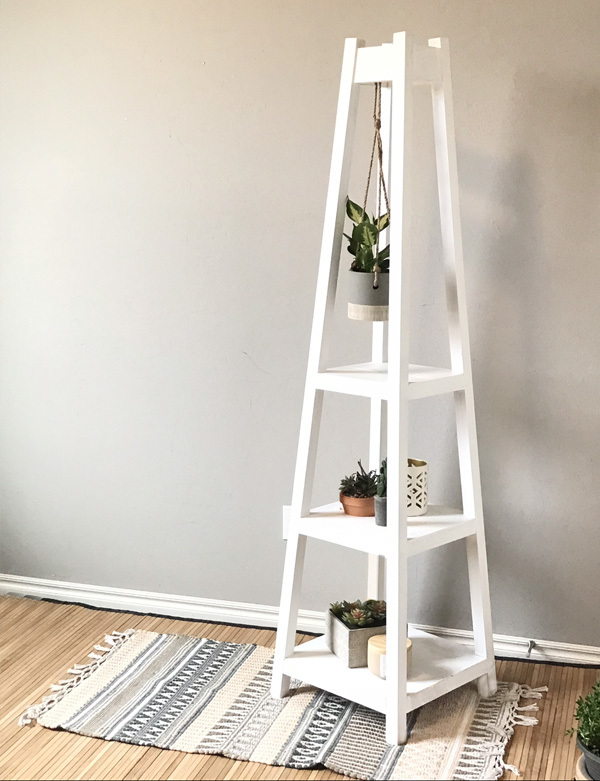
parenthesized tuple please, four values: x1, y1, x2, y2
(270, 32, 497, 745)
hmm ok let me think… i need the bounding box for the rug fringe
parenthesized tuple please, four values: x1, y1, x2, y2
(18, 629, 135, 727)
(454, 683, 548, 780)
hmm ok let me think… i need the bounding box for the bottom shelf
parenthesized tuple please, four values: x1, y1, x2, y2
(282, 627, 491, 714)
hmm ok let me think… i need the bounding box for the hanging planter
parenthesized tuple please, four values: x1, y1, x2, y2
(344, 82, 390, 322)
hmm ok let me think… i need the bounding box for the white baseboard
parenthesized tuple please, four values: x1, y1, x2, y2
(1, 573, 599, 666)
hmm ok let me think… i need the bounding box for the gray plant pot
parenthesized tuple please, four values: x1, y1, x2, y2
(347, 270, 389, 321)
(578, 737, 600, 781)
(325, 610, 386, 668)
(375, 496, 387, 526)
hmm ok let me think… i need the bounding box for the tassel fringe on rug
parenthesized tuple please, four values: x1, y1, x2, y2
(19, 629, 547, 781)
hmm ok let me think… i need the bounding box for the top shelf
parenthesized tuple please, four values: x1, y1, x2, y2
(315, 362, 465, 400)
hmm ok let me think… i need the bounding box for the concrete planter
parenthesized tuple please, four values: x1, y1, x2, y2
(374, 496, 387, 526)
(325, 610, 386, 668)
(578, 738, 600, 781)
(347, 270, 389, 321)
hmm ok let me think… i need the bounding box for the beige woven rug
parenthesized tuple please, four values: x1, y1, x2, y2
(20, 629, 546, 780)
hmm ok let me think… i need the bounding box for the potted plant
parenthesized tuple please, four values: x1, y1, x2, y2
(568, 681, 600, 780)
(345, 197, 390, 322)
(373, 457, 429, 524)
(325, 599, 386, 668)
(375, 458, 387, 526)
(339, 460, 377, 516)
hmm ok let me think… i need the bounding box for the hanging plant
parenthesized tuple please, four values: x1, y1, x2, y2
(345, 82, 391, 322)
(344, 200, 389, 275)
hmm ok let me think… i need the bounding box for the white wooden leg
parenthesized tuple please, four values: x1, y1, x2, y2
(466, 530, 496, 696)
(367, 554, 385, 599)
(384, 30, 412, 747)
(271, 531, 307, 698)
(387, 714, 408, 745)
(367, 322, 386, 600)
(486, 668, 498, 695)
(477, 673, 491, 698)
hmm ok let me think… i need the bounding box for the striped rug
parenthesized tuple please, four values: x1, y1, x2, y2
(19, 629, 546, 780)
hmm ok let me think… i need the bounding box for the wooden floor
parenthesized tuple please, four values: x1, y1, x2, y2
(1, 596, 598, 780)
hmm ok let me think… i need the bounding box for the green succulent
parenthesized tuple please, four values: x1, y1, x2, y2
(567, 681, 600, 755)
(344, 197, 390, 273)
(342, 608, 374, 628)
(329, 599, 386, 629)
(339, 460, 377, 498)
(363, 599, 387, 622)
(376, 458, 387, 498)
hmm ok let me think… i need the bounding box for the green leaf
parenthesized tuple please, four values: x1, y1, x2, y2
(346, 197, 367, 224)
(352, 221, 378, 248)
(377, 213, 390, 231)
(355, 245, 375, 271)
(377, 244, 390, 262)
(344, 233, 359, 256)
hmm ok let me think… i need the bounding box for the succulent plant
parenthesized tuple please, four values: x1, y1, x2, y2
(364, 599, 387, 622)
(343, 608, 373, 628)
(329, 599, 386, 629)
(567, 681, 600, 755)
(344, 198, 390, 274)
(339, 460, 377, 499)
(376, 458, 387, 498)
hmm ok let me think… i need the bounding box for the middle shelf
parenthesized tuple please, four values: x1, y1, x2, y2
(295, 502, 477, 557)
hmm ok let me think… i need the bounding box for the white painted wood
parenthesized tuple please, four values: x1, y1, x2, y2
(413, 42, 442, 85)
(366, 82, 391, 602)
(384, 30, 414, 745)
(282, 628, 489, 715)
(354, 44, 394, 84)
(272, 37, 364, 698)
(3, 573, 600, 666)
(316, 362, 465, 399)
(291, 37, 363, 520)
(298, 502, 476, 556)
(367, 325, 385, 599)
(271, 530, 307, 697)
(272, 31, 497, 741)
(429, 36, 496, 695)
(354, 42, 442, 85)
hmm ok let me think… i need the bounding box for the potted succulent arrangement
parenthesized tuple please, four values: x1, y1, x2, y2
(345, 197, 390, 322)
(375, 458, 387, 526)
(339, 460, 377, 516)
(325, 599, 386, 668)
(568, 681, 600, 780)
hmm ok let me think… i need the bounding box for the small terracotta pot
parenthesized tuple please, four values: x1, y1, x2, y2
(340, 492, 375, 517)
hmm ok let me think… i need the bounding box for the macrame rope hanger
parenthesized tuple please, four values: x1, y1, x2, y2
(362, 82, 390, 290)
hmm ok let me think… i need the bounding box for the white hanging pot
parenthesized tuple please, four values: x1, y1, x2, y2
(347, 270, 389, 322)
(407, 458, 428, 516)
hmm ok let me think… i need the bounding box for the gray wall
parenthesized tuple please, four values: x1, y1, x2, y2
(1, 0, 599, 645)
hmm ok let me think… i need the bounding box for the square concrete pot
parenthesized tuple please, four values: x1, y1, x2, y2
(325, 610, 386, 668)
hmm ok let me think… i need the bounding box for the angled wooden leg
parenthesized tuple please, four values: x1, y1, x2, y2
(271, 530, 307, 698)
(466, 530, 497, 697)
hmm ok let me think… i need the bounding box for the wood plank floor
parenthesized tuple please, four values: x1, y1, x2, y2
(1, 595, 598, 780)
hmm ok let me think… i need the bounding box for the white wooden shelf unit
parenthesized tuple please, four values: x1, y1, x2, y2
(271, 32, 497, 745)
